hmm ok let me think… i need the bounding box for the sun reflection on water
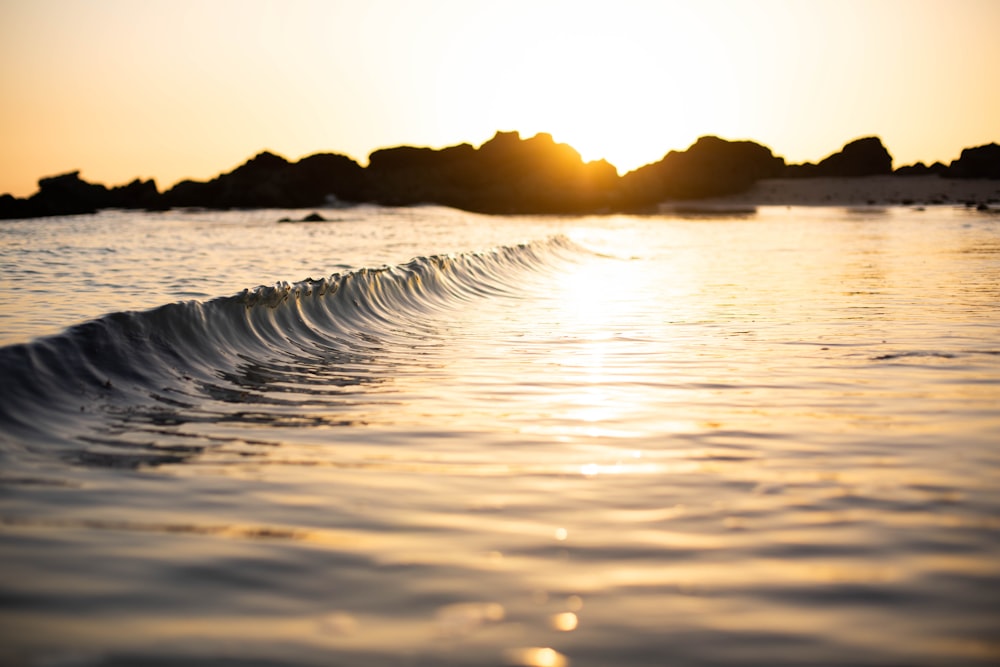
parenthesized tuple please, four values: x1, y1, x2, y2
(550, 612, 578, 632)
(504, 646, 569, 667)
(534, 251, 654, 441)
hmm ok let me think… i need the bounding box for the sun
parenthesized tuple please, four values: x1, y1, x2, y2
(428, 2, 729, 174)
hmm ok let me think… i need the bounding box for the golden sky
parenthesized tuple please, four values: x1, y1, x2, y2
(1, 0, 998, 197)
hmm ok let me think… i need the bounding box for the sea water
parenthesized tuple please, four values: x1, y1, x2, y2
(1, 205, 998, 666)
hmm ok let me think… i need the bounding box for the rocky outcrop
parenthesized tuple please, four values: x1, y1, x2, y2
(782, 162, 819, 178)
(0, 149, 376, 218)
(784, 136, 893, 178)
(278, 212, 329, 223)
(0, 171, 161, 219)
(161, 151, 366, 208)
(290, 153, 368, 205)
(162, 137, 612, 212)
(3, 133, 997, 219)
(816, 137, 893, 177)
(111, 178, 162, 209)
(894, 161, 949, 177)
(365, 142, 478, 207)
(0, 194, 32, 220)
(617, 136, 785, 209)
(948, 143, 1000, 179)
(365, 131, 619, 214)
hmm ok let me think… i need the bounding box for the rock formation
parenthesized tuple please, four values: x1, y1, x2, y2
(894, 161, 949, 176)
(0, 171, 160, 219)
(2, 133, 997, 219)
(618, 136, 785, 209)
(366, 131, 619, 214)
(948, 143, 1000, 179)
(161, 151, 366, 209)
(786, 136, 893, 178)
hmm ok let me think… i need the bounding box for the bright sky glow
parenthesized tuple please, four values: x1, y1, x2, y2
(1, 0, 998, 196)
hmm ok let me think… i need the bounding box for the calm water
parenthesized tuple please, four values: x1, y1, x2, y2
(1, 206, 998, 666)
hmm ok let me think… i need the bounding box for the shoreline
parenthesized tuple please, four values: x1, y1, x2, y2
(4, 134, 998, 220)
(671, 175, 1000, 209)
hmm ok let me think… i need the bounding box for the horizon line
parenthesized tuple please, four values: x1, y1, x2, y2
(6, 130, 999, 198)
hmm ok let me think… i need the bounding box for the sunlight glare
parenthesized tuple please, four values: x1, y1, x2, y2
(504, 646, 569, 667)
(551, 612, 579, 632)
(434, 2, 728, 174)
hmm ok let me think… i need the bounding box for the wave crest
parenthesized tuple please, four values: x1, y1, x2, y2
(0, 235, 587, 459)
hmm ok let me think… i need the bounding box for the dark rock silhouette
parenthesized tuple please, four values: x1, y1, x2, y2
(366, 131, 619, 214)
(0, 171, 161, 219)
(786, 137, 893, 178)
(783, 162, 819, 178)
(948, 143, 1000, 179)
(818, 136, 893, 176)
(278, 212, 328, 223)
(618, 136, 785, 209)
(34, 171, 109, 214)
(894, 161, 949, 176)
(162, 151, 366, 209)
(364, 142, 478, 207)
(111, 178, 162, 209)
(291, 153, 368, 204)
(2, 132, 998, 220)
(0, 194, 31, 220)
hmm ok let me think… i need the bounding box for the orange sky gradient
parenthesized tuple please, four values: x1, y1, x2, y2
(1, 0, 998, 197)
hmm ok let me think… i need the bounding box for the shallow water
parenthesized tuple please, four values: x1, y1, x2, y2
(1, 205, 999, 666)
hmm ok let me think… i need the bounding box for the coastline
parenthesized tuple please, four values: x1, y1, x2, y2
(4, 134, 998, 220)
(669, 175, 1000, 210)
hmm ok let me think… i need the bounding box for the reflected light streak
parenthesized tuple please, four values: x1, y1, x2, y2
(580, 461, 663, 477)
(537, 253, 649, 440)
(552, 254, 634, 337)
(504, 646, 569, 667)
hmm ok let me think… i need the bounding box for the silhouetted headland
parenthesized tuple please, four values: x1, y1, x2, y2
(783, 136, 893, 178)
(2, 133, 999, 219)
(364, 132, 619, 214)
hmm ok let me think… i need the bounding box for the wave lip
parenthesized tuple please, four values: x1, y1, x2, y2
(0, 235, 589, 461)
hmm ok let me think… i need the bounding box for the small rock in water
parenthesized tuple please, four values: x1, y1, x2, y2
(278, 212, 328, 223)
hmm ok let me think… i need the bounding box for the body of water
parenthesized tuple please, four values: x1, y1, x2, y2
(1, 205, 998, 666)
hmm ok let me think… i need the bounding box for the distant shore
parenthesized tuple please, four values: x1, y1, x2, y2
(670, 175, 1000, 210)
(3, 132, 998, 220)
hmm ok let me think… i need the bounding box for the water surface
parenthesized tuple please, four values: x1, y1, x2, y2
(1, 206, 998, 666)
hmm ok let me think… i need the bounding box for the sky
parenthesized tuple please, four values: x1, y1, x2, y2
(1, 0, 998, 197)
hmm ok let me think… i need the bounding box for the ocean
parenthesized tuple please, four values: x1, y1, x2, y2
(1, 205, 998, 666)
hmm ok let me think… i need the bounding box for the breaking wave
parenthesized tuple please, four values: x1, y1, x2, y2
(0, 235, 588, 463)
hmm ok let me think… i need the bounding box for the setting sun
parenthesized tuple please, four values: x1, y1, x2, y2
(426, 2, 724, 173)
